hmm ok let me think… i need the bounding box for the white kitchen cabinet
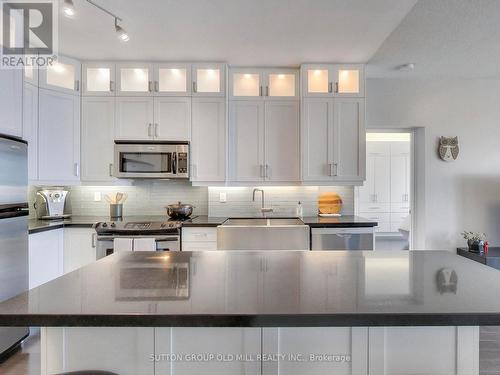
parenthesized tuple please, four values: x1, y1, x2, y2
(38, 88, 80, 183)
(229, 68, 298, 99)
(82, 62, 116, 96)
(42, 327, 154, 375)
(358, 143, 391, 206)
(154, 63, 191, 96)
(115, 97, 154, 140)
(63, 228, 96, 274)
(29, 229, 63, 289)
(0, 68, 23, 138)
(264, 101, 300, 181)
(154, 97, 191, 140)
(39, 56, 81, 95)
(229, 100, 300, 182)
(191, 98, 226, 182)
(301, 63, 364, 98)
(155, 328, 261, 375)
(390, 144, 410, 205)
(116, 63, 154, 96)
(263, 327, 368, 375)
(81, 97, 115, 181)
(192, 63, 225, 97)
(182, 227, 217, 251)
(23, 82, 39, 181)
(228, 100, 265, 182)
(302, 98, 365, 184)
(24, 64, 38, 86)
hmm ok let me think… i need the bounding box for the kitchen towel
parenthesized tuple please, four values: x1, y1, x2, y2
(113, 238, 133, 252)
(133, 238, 156, 252)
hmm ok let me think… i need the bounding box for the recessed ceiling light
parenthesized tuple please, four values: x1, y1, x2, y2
(63, 0, 75, 17)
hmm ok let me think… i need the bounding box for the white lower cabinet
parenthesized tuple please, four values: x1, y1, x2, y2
(0, 68, 23, 138)
(81, 97, 115, 181)
(191, 97, 226, 182)
(42, 327, 154, 375)
(63, 228, 96, 274)
(181, 227, 217, 251)
(155, 327, 262, 375)
(38, 88, 80, 183)
(29, 229, 63, 289)
(23, 83, 39, 181)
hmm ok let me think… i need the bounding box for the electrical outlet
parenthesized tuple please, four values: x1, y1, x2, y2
(94, 192, 101, 202)
(219, 192, 227, 203)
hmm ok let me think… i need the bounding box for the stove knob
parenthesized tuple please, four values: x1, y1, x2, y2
(110, 222, 116, 227)
(102, 223, 108, 227)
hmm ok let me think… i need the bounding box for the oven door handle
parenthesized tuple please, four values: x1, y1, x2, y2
(172, 152, 177, 175)
(96, 235, 179, 242)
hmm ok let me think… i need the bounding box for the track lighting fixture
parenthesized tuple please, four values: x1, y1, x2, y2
(115, 18, 130, 42)
(62, 0, 75, 17)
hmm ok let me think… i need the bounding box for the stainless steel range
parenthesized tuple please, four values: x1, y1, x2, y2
(94, 219, 187, 259)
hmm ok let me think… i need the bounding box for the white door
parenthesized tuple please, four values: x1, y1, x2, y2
(301, 64, 333, 97)
(0, 69, 23, 137)
(332, 64, 365, 98)
(154, 97, 191, 141)
(229, 68, 263, 99)
(63, 228, 96, 274)
(82, 62, 116, 96)
(29, 230, 63, 289)
(24, 64, 38, 86)
(191, 98, 226, 182)
(358, 155, 375, 204)
(23, 83, 38, 181)
(192, 63, 225, 97)
(228, 100, 265, 182)
(81, 97, 115, 181)
(301, 98, 334, 181)
(38, 88, 80, 182)
(264, 101, 300, 181)
(116, 63, 153, 96)
(39, 56, 81, 95)
(262, 68, 299, 99)
(374, 155, 391, 204)
(390, 154, 409, 204)
(154, 63, 192, 96)
(115, 97, 154, 140)
(332, 98, 365, 183)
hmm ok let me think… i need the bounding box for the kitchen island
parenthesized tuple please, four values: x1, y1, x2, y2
(0, 250, 497, 374)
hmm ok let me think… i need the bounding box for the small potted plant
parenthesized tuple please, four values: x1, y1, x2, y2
(461, 231, 486, 253)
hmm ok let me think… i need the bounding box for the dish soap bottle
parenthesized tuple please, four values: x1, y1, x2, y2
(296, 201, 303, 218)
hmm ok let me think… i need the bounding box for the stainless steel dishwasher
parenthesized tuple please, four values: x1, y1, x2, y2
(311, 227, 375, 250)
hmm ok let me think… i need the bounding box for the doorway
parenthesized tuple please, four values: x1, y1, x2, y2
(356, 131, 415, 250)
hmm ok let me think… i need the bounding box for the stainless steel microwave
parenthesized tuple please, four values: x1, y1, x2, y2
(114, 141, 189, 179)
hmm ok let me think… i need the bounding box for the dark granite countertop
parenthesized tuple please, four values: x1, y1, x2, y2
(457, 247, 500, 270)
(181, 215, 228, 227)
(302, 215, 378, 227)
(1, 250, 500, 327)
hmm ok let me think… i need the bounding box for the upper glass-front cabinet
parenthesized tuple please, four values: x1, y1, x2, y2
(39, 56, 81, 94)
(82, 62, 116, 96)
(116, 63, 154, 96)
(302, 64, 364, 97)
(154, 63, 191, 96)
(192, 63, 225, 97)
(230, 68, 298, 99)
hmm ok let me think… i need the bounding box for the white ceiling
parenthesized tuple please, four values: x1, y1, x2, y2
(368, 0, 500, 78)
(59, 0, 417, 66)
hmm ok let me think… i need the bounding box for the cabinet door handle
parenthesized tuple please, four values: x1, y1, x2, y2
(265, 86, 269, 96)
(148, 123, 153, 137)
(192, 81, 197, 93)
(91, 233, 97, 248)
(265, 164, 269, 179)
(75, 80, 80, 91)
(155, 123, 159, 137)
(148, 81, 153, 92)
(74, 163, 80, 177)
(109, 81, 114, 92)
(333, 163, 338, 176)
(154, 81, 159, 92)
(259, 86, 263, 96)
(109, 163, 113, 177)
(328, 82, 333, 93)
(335, 82, 339, 93)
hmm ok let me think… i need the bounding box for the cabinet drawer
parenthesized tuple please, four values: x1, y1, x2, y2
(358, 203, 390, 213)
(391, 203, 410, 213)
(182, 227, 217, 242)
(182, 241, 217, 251)
(359, 212, 390, 222)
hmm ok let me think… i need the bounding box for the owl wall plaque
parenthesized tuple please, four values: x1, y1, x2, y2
(438, 136, 459, 162)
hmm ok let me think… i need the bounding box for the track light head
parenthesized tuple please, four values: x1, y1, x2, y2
(115, 18, 130, 42)
(63, 0, 75, 17)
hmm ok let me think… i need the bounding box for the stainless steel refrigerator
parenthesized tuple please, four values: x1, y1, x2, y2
(0, 134, 29, 357)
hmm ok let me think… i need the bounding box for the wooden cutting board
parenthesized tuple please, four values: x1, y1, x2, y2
(318, 192, 343, 215)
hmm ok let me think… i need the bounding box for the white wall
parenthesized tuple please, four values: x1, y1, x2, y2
(367, 78, 500, 250)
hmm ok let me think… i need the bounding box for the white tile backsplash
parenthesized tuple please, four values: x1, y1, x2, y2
(29, 183, 354, 218)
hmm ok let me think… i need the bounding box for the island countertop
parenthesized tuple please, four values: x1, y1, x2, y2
(1, 250, 500, 327)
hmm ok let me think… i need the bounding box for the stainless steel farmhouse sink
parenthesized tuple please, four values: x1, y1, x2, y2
(217, 218, 309, 250)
